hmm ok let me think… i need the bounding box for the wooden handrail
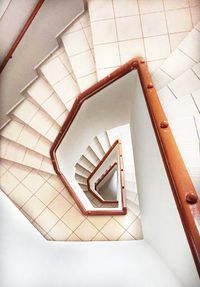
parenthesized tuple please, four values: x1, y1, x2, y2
(87, 141, 124, 205)
(50, 57, 199, 273)
(0, 0, 45, 73)
(95, 162, 117, 190)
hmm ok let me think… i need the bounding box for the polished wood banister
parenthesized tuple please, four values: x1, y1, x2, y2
(87, 141, 126, 207)
(50, 57, 199, 273)
(95, 162, 117, 190)
(0, 0, 45, 73)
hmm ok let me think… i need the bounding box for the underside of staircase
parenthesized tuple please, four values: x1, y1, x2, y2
(0, 0, 199, 250)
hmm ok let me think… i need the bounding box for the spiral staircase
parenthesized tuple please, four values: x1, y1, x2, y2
(0, 1, 200, 286)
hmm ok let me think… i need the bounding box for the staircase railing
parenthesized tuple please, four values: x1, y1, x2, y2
(0, 0, 45, 73)
(50, 57, 199, 274)
(95, 162, 117, 190)
(87, 141, 122, 205)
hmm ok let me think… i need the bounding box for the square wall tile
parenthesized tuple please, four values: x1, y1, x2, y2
(101, 218, 125, 240)
(166, 8, 192, 33)
(144, 35, 170, 61)
(138, 0, 163, 14)
(54, 75, 79, 105)
(22, 171, 46, 193)
(74, 219, 98, 240)
(116, 16, 142, 41)
(95, 43, 120, 69)
(191, 6, 200, 26)
(141, 12, 167, 37)
(178, 29, 200, 62)
(113, 0, 139, 17)
(89, 0, 114, 21)
(92, 20, 117, 45)
(61, 206, 85, 231)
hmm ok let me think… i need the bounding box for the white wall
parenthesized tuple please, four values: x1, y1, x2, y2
(130, 75, 199, 287)
(0, 192, 183, 287)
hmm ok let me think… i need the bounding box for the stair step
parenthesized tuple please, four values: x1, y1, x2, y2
(90, 139, 105, 159)
(79, 155, 95, 172)
(126, 199, 140, 216)
(75, 163, 91, 177)
(75, 173, 87, 185)
(84, 146, 100, 166)
(26, 77, 68, 126)
(96, 132, 111, 153)
(79, 183, 88, 192)
(0, 137, 55, 174)
(40, 46, 80, 111)
(62, 12, 97, 92)
(1, 120, 51, 158)
(12, 99, 60, 142)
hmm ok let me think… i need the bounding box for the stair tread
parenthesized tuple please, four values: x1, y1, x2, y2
(62, 12, 97, 92)
(0, 137, 55, 174)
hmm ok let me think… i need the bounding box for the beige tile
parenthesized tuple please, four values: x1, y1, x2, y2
(101, 218, 125, 240)
(144, 35, 170, 61)
(22, 196, 46, 219)
(54, 75, 79, 105)
(0, 165, 7, 177)
(169, 32, 188, 50)
(22, 170, 46, 193)
(41, 57, 69, 85)
(34, 136, 51, 157)
(29, 110, 56, 136)
(89, 0, 114, 21)
(60, 189, 75, 205)
(48, 194, 72, 218)
(92, 19, 117, 45)
(14, 100, 38, 123)
(2, 139, 26, 164)
(45, 123, 59, 142)
(1, 120, 23, 141)
(147, 59, 165, 73)
(79, 11, 90, 28)
(95, 43, 120, 69)
(9, 163, 30, 181)
(113, 0, 139, 17)
(189, 0, 200, 7)
(27, 77, 54, 104)
(68, 233, 81, 241)
(9, 184, 32, 207)
(116, 16, 142, 41)
(127, 218, 143, 239)
(87, 215, 111, 230)
(166, 8, 192, 33)
(141, 12, 167, 37)
(75, 219, 98, 240)
(70, 50, 96, 78)
(62, 30, 89, 57)
(164, 0, 189, 10)
(93, 232, 107, 241)
(48, 220, 72, 241)
(17, 125, 40, 150)
(78, 73, 97, 92)
(61, 206, 85, 230)
(42, 94, 66, 122)
(0, 159, 13, 170)
(138, 0, 163, 14)
(113, 210, 137, 229)
(0, 170, 20, 194)
(47, 175, 64, 192)
(35, 208, 59, 231)
(23, 149, 43, 170)
(119, 39, 145, 64)
(118, 231, 135, 241)
(36, 182, 58, 205)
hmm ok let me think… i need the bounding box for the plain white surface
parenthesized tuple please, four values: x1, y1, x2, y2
(0, 191, 183, 287)
(130, 75, 199, 287)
